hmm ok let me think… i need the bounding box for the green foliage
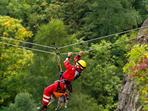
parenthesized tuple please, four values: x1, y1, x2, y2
(123, 44, 148, 74)
(0, 16, 33, 105)
(0, 16, 32, 40)
(35, 19, 70, 47)
(111, 33, 136, 68)
(0, 16, 33, 78)
(134, 0, 148, 19)
(7, 0, 31, 20)
(5, 0, 63, 33)
(82, 41, 121, 111)
(67, 93, 100, 111)
(6, 93, 36, 111)
(81, 0, 142, 39)
(52, 0, 90, 34)
(0, 0, 9, 15)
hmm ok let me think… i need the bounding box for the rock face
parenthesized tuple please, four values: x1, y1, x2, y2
(115, 19, 148, 111)
(115, 77, 143, 111)
(137, 18, 148, 44)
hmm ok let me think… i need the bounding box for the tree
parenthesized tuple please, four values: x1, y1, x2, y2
(52, 0, 90, 34)
(6, 0, 63, 33)
(0, 16, 33, 105)
(6, 93, 36, 111)
(67, 93, 100, 111)
(82, 41, 121, 111)
(133, 0, 148, 19)
(34, 19, 72, 47)
(0, 0, 9, 15)
(81, 0, 142, 40)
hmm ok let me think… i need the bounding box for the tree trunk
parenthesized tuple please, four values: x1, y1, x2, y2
(115, 19, 148, 111)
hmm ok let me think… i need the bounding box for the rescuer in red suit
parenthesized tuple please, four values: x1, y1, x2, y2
(60, 51, 87, 92)
(40, 80, 67, 111)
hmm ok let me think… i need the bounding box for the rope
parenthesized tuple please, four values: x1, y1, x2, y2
(0, 42, 55, 54)
(55, 48, 63, 72)
(58, 26, 148, 49)
(0, 36, 56, 49)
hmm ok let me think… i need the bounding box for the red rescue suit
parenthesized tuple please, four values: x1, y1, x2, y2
(60, 55, 82, 82)
(74, 55, 81, 65)
(42, 80, 67, 106)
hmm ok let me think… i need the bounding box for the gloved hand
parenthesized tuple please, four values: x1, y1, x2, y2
(68, 52, 72, 57)
(79, 51, 85, 56)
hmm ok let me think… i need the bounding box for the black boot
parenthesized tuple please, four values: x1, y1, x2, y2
(40, 105, 47, 111)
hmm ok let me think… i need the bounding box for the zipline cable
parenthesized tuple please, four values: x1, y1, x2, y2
(61, 48, 93, 55)
(1, 26, 148, 50)
(58, 26, 148, 49)
(60, 37, 138, 55)
(1, 26, 147, 54)
(0, 42, 55, 54)
(0, 36, 56, 49)
(0, 36, 137, 55)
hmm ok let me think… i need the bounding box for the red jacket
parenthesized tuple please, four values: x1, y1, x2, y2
(74, 55, 81, 64)
(42, 80, 66, 106)
(60, 55, 81, 82)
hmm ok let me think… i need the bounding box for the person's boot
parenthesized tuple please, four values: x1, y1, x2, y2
(38, 105, 47, 111)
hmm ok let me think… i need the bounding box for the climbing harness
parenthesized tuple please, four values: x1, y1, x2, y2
(47, 80, 69, 111)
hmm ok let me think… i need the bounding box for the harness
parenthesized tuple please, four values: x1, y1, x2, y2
(53, 80, 67, 99)
(56, 81, 61, 92)
(56, 80, 65, 93)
